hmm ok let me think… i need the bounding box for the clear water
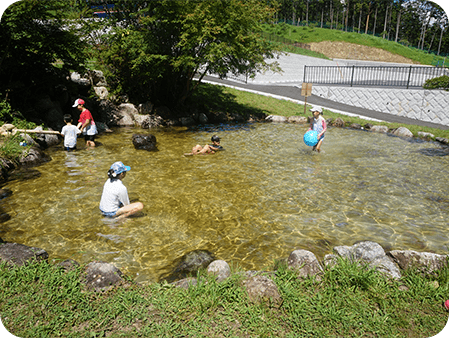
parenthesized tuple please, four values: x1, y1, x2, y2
(0, 123, 448, 284)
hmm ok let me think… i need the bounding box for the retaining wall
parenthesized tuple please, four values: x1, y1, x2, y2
(313, 86, 449, 127)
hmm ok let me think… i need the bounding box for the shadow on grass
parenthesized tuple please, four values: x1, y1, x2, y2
(190, 82, 268, 119)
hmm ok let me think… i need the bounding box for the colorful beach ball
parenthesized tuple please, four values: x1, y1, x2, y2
(303, 130, 318, 147)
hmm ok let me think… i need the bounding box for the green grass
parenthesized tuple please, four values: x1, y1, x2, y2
(262, 23, 444, 66)
(0, 257, 448, 337)
(194, 82, 449, 140)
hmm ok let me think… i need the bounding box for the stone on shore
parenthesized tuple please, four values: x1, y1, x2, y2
(0, 242, 48, 267)
(392, 126, 413, 138)
(370, 125, 389, 133)
(242, 275, 282, 308)
(207, 260, 231, 283)
(83, 261, 125, 292)
(324, 241, 401, 279)
(266, 115, 287, 122)
(387, 250, 448, 275)
(287, 249, 324, 279)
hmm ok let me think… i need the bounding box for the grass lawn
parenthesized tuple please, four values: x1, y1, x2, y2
(0, 257, 448, 338)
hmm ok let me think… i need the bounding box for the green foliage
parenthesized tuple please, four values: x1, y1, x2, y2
(0, 100, 38, 130)
(0, 0, 85, 110)
(0, 134, 29, 163)
(89, 0, 281, 109)
(423, 75, 449, 91)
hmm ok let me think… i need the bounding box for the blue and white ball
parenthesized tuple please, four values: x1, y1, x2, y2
(303, 130, 318, 147)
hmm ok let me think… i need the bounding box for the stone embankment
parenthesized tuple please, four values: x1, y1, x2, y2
(0, 238, 447, 307)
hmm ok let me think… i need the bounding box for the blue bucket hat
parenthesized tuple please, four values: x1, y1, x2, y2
(110, 161, 131, 175)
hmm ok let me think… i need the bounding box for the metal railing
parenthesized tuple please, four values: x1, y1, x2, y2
(303, 65, 449, 88)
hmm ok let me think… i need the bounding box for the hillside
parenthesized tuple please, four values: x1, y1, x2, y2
(264, 24, 443, 65)
(309, 41, 421, 64)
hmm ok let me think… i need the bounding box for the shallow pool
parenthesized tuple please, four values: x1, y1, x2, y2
(0, 123, 448, 284)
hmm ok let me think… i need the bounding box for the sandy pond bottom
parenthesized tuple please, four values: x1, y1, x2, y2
(0, 123, 448, 284)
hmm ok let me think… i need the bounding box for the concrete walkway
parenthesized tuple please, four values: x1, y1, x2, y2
(203, 53, 449, 130)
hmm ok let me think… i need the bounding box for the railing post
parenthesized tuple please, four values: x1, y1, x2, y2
(407, 65, 412, 89)
(303, 66, 307, 83)
(350, 65, 355, 87)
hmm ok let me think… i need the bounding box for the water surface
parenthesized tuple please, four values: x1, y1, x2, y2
(0, 123, 448, 284)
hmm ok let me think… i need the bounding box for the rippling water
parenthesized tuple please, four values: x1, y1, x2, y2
(0, 123, 448, 284)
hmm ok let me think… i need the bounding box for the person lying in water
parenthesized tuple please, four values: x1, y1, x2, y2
(184, 135, 223, 156)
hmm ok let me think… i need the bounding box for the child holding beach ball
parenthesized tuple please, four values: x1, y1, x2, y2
(307, 106, 327, 153)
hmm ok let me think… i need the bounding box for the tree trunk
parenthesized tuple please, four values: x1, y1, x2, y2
(428, 31, 436, 52)
(306, 0, 309, 25)
(373, 7, 378, 36)
(330, 0, 333, 29)
(353, 4, 356, 32)
(365, 14, 369, 34)
(383, 6, 388, 39)
(421, 17, 429, 50)
(321, 9, 324, 28)
(358, 9, 362, 33)
(345, 7, 349, 32)
(437, 26, 445, 55)
(395, 9, 401, 42)
(387, 5, 392, 39)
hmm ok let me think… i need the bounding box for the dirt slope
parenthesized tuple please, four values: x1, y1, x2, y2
(309, 41, 421, 64)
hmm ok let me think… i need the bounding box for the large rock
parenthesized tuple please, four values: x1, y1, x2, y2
(132, 134, 157, 151)
(287, 249, 323, 279)
(392, 127, 413, 138)
(89, 70, 107, 86)
(242, 275, 282, 308)
(266, 115, 287, 123)
(94, 86, 109, 100)
(0, 242, 48, 266)
(33, 126, 60, 148)
(370, 125, 389, 133)
(172, 277, 198, 289)
(70, 72, 90, 87)
(83, 261, 125, 292)
(287, 116, 308, 124)
(331, 117, 345, 127)
(137, 102, 154, 115)
(134, 114, 164, 129)
(116, 103, 138, 126)
(162, 250, 215, 283)
(387, 250, 448, 275)
(207, 260, 231, 283)
(325, 241, 401, 279)
(19, 147, 51, 167)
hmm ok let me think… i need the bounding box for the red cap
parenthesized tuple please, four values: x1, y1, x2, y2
(72, 98, 85, 107)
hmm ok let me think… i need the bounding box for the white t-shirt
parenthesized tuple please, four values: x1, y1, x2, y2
(61, 124, 81, 148)
(99, 178, 130, 213)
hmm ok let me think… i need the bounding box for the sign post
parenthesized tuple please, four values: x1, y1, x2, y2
(301, 83, 313, 115)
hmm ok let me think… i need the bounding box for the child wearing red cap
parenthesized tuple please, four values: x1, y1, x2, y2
(73, 98, 97, 147)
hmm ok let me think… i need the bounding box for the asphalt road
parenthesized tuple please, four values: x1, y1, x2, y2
(200, 53, 448, 130)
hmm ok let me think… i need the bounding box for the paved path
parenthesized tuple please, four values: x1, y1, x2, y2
(203, 53, 449, 130)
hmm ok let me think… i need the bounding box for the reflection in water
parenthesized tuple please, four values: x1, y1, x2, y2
(0, 124, 448, 284)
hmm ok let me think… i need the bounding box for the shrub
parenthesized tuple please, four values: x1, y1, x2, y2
(423, 75, 449, 91)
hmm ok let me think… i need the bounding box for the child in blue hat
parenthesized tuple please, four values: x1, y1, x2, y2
(99, 161, 143, 218)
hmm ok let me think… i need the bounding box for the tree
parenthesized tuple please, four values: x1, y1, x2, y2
(0, 0, 85, 109)
(90, 0, 281, 109)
